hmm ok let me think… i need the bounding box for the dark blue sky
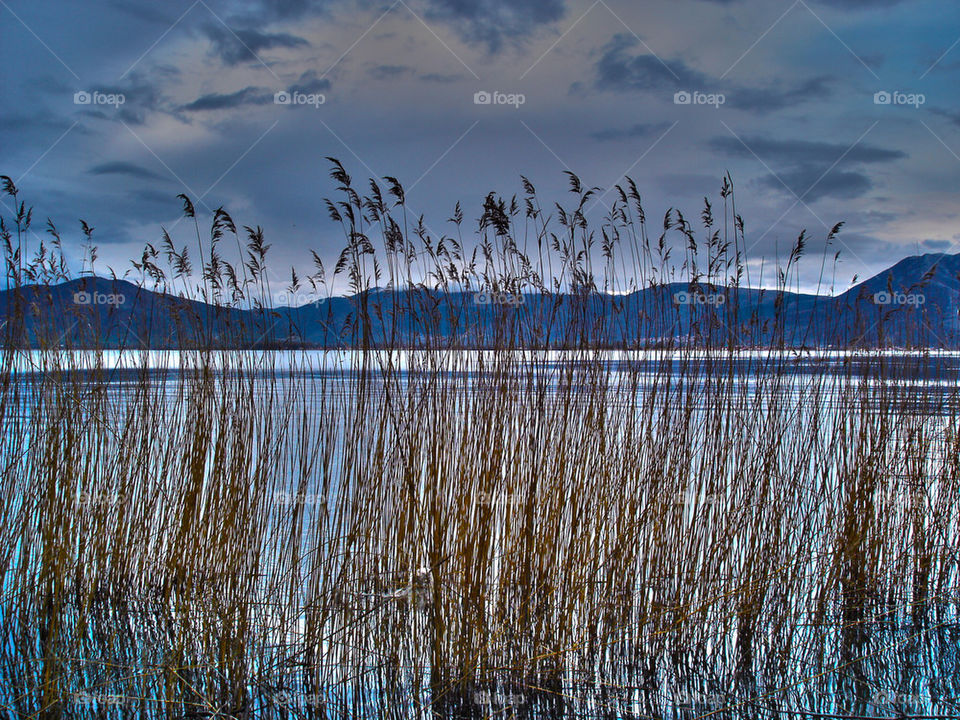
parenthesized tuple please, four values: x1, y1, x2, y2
(2, 0, 959, 298)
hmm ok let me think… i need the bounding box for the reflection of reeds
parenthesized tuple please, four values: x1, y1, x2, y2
(0, 166, 958, 716)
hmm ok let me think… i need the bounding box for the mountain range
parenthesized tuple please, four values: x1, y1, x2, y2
(1, 252, 958, 349)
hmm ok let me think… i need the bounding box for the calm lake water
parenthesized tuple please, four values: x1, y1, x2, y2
(3, 349, 959, 718)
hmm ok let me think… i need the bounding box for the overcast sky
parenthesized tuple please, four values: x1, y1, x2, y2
(2, 0, 959, 295)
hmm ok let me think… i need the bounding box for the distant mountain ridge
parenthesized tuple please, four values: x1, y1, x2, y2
(1, 252, 958, 349)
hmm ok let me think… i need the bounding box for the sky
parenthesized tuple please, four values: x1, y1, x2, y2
(2, 0, 959, 298)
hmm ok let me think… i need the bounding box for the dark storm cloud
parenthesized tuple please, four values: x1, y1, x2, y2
(234, 0, 566, 42)
(242, 0, 329, 21)
(181, 87, 273, 112)
(595, 36, 833, 112)
(726, 77, 833, 113)
(201, 24, 310, 66)
(760, 164, 874, 202)
(211, 0, 564, 51)
(596, 35, 707, 92)
(289, 70, 331, 95)
(210, 0, 564, 50)
(710, 136, 906, 202)
(709, 136, 906, 165)
(88, 162, 168, 182)
(423, 0, 566, 50)
(590, 122, 673, 142)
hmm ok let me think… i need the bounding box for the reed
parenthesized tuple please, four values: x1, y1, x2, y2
(0, 165, 957, 718)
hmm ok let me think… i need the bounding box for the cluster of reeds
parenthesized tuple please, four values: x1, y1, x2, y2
(0, 165, 957, 718)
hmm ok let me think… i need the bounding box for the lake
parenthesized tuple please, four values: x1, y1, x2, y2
(1, 348, 958, 718)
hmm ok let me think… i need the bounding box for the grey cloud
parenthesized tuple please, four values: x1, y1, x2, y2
(596, 35, 830, 112)
(88, 162, 168, 181)
(289, 70, 331, 95)
(237, 0, 330, 21)
(760, 164, 874, 202)
(596, 35, 706, 92)
(590, 122, 672, 142)
(181, 86, 273, 111)
(709, 136, 906, 165)
(726, 76, 833, 113)
(710, 135, 905, 203)
(228, 0, 563, 50)
(201, 25, 309, 66)
(423, 0, 566, 51)
(255, 0, 318, 19)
